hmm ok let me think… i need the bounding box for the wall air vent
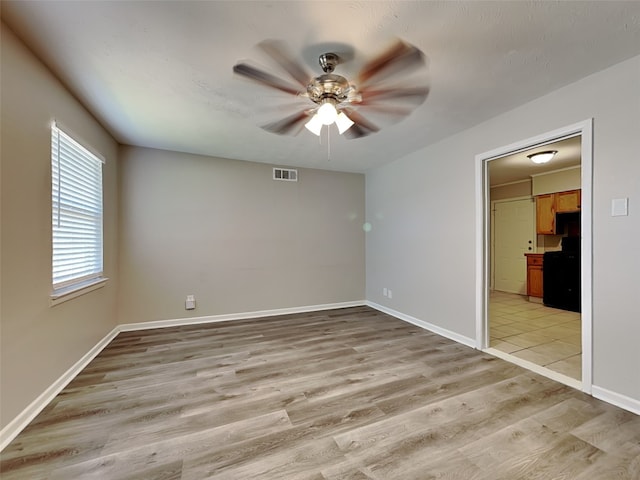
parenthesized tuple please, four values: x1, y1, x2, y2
(273, 167, 298, 182)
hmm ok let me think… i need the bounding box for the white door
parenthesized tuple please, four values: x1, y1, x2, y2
(493, 198, 535, 294)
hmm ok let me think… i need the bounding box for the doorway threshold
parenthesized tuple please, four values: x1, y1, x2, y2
(484, 347, 582, 390)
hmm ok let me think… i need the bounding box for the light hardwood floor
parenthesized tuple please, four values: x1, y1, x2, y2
(1, 306, 638, 479)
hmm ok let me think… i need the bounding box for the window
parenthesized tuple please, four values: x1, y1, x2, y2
(51, 123, 106, 301)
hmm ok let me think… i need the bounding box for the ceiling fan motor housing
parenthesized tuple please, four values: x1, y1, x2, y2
(307, 73, 353, 105)
(306, 52, 361, 106)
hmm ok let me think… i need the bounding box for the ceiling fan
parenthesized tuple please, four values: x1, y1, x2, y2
(233, 39, 429, 139)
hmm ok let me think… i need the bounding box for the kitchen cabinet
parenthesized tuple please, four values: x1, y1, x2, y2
(536, 194, 556, 234)
(535, 189, 581, 234)
(525, 253, 544, 298)
(556, 189, 581, 213)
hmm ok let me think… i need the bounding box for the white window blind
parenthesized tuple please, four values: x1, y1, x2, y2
(51, 123, 104, 292)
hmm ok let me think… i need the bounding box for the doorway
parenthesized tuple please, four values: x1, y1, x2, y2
(475, 120, 593, 393)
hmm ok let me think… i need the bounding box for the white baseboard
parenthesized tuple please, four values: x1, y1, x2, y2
(0, 300, 365, 451)
(592, 385, 640, 415)
(119, 300, 366, 332)
(366, 301, 476, 348)
(0, 326, 120, 452)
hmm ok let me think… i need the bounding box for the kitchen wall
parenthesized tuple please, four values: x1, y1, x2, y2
(532, 166, 581, 196)
(117, 146, 365, 324)
(366, 55, 640, 405)
(490, 180, 531, 202)
(0, 25, 119, 429)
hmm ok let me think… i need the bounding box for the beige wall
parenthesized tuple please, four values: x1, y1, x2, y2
(117, 146, 365, 324)
(532, 166, 581, 195)
(366, 55, 640, 404)
(0, 25, 119, 429)
(490, 180, 532, 201)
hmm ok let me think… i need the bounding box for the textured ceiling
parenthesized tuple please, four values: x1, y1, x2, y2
(2, 1, 640, 173)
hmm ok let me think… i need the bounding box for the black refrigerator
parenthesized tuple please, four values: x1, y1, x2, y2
(543, 238, 581, 312)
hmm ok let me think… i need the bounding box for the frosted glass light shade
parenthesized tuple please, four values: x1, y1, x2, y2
(527, 150, 557, 164)
(305, 104, 354, 136)
(317, 102, 338, 125)
(335, 112, 354, 134)
(304, 114, 323, 136)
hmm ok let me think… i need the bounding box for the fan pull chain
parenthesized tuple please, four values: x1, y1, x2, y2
(327, 124, 331, 161)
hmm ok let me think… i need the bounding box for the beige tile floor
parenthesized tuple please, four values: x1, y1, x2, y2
(489, 290, 581, 380)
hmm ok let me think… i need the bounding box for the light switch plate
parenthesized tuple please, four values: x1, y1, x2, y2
(611, 198, 628, 216)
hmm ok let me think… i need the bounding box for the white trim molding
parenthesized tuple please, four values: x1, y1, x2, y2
(0, 300, 364, 451)
(50, 276, 108, 306)
(592, 385, 640, 416)
(366, 301, 476, 348)
(0, 327, 120, 451)
(118, 301, 365, 332)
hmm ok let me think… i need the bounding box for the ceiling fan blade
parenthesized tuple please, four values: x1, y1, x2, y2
(360, 86, 430, 104)
(233, 63, 302, 96)
(341, 108, 379, 139)
(354, 104, 414, 117)
(358, 40, 425, 86)
(262, 110, 310, 135)
(258, 40, 311, 88)
(342, 123, 369, 139)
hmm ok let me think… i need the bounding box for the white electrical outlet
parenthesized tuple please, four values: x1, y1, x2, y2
(388, 290, 393, 299)
(383, 288, 388, 297)
(185, 295, 196, 310)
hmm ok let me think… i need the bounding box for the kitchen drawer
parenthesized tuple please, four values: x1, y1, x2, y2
(527, 255, 543, 266)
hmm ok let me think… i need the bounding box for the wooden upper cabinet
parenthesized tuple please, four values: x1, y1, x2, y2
(536, 193, 556, 234)
(556, 189, 581, 213)
(535, 189, 581, 234)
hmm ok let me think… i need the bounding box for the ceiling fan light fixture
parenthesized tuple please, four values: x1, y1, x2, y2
(234, 40, 429, 140)
(335, 111, 354, 134)
(527, 150, 557, 164)
(304, 114, 324, 136)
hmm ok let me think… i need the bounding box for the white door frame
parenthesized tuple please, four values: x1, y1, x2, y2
(475, 119, 593, 393)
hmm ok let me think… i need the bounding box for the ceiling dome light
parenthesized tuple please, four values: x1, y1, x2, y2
(527, 150, 557, 164)
(317, 102, 338, 125)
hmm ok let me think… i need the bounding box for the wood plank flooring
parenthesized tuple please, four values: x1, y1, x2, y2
(1, 306, 639, 479)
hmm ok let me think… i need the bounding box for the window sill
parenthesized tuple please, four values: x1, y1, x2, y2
(50, 277, 109, 306)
